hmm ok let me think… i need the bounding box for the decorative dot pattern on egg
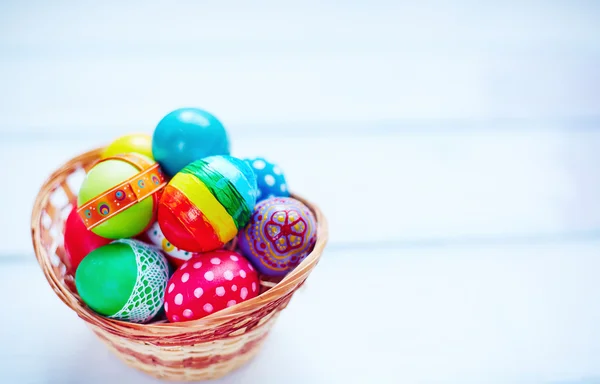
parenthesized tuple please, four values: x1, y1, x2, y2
(157, 155, 257, 253)
(145, 221, 199, 268)
(77, 154, 158, 239)
(238, 197, 317, 277)
(245, 157, 290, 202)
(75, 239, 170, 323)
(164, 250, 259, 322)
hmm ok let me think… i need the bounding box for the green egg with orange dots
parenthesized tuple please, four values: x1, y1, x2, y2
(77, 152, 167, 239)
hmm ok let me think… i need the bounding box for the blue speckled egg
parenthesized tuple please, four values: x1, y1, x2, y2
(245, 157, 290, 202)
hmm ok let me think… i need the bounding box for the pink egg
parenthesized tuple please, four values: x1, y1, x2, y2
(64, 204, 111, 275)
(164, 250, 259, 322)
(145, 221, 199, 268)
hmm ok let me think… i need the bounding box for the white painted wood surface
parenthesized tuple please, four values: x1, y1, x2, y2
(2, 1, 600, 382)
(1, 0, 599, 256)
(0, 1, 599, 133)
(3, 242, 600, 383)
(3, 126, 600, 256)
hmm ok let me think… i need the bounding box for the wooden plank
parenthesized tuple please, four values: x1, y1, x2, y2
(0, 2, 599, 133)
(1, 55, 599, 135)
(3, 240, 600, 383)
(3, 127, 600, 256)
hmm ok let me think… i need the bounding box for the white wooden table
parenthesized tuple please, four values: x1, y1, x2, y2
(2, 1, 600, 383)
(3, 241, 600, 383)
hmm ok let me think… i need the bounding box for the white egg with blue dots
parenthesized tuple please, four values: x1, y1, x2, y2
(245, 157, 290, 202)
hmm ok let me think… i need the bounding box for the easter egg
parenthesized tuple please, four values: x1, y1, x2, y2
(75, 239, 170, 323)
(152, 108, 231, 177)
(158, 155, 257, 253)
(164, 250, 259, 322)
(101, 133, 154, 160)
(77, 153, 166, 239)
(245, 157, 290, 202)
(145, 221, 200, 267)
(64, 205, 111, 274)
(238, 197, 317, 277)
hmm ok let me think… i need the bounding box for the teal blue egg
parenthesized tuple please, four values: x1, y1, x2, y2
(152, 108, 231, 177)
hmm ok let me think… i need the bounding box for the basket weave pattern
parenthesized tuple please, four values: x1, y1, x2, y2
(31, 148, 328, 381)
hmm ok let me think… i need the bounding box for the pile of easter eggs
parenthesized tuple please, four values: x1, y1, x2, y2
(64, 107, 317, 324)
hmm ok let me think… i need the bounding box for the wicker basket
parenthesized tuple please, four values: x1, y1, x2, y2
(30, 147, 329, 382)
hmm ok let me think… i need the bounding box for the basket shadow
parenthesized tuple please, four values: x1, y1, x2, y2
(54, 330, 166, 384)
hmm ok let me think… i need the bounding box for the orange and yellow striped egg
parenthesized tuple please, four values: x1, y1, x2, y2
(157, 155, 258, 253)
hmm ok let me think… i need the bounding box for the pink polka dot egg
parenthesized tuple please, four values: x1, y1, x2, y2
(164, 250, 259, 322)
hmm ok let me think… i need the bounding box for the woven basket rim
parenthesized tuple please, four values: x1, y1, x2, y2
(30, 147, 329, 336)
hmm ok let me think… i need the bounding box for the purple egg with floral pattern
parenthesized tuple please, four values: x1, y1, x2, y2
(238, 197, 317, 277)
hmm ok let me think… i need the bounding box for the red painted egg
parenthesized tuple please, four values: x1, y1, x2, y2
(145, 221, 200, 268)
(164, 250, 259, 322)
(63, 205, 111, 274)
